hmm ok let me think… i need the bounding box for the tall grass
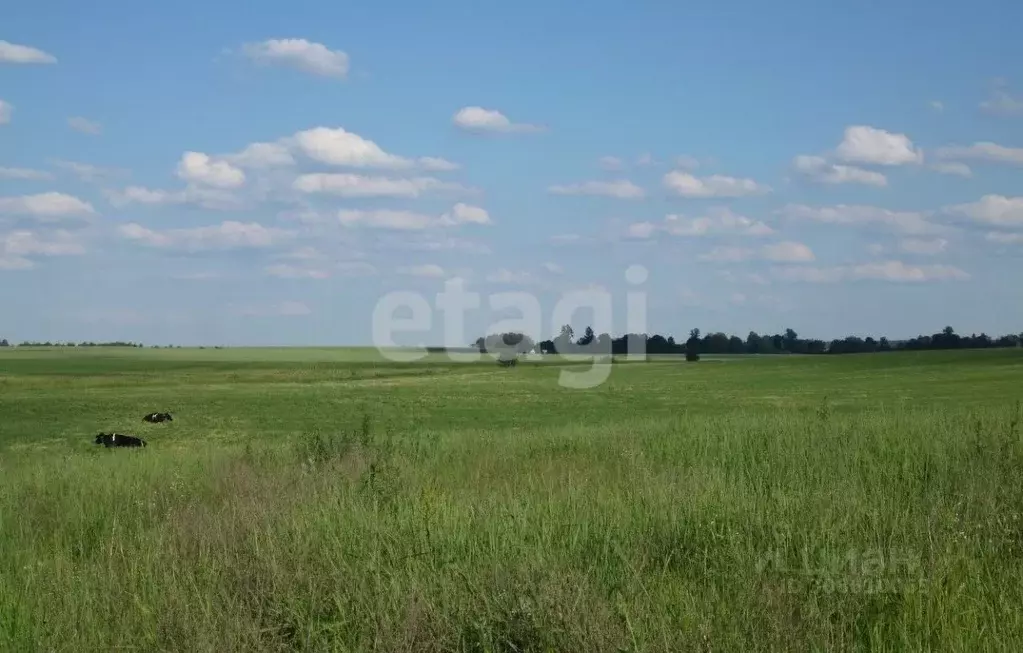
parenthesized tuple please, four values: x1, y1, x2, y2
(2, 400, 1022, 650)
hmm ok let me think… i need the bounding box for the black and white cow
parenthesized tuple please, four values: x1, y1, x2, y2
(143, 412, 173, 423)
(94, 433, 147, 448)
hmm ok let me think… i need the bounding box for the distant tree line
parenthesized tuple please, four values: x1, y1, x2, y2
(0, 340, 145, 348)
(473, 325, 1023, 356)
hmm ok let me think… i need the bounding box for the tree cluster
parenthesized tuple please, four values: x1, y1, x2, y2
(473, 325, 1023, 357)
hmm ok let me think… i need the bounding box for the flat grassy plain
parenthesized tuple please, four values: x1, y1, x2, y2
(1, 347, 1022, 651)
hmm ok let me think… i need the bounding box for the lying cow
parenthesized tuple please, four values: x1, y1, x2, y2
(94, 433, 147, 448)
(143, 412, 173, 423)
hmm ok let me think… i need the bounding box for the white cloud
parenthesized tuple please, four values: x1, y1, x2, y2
(287, 127, 414, 169)
(899, 238, 947, 255)
(398, 264, 445, 278)
(929, 100, 944, 112)
(52, 160, 128, 182)
(663, 170, 770, 198)
(867, 243, 886, 256)
(542, 262, 563, 274)
(549, 179, 645, 199)
(104, 185, 244, 211)
(440, 203, 491, 225)
(226, 142, 295, 168)
(241, 38, 348, 79)
(649, 207, 773, 238)
(452, 106, 542, 133)
(597, 156, 624, 170)
(762, 241, 815, 262)
(945, 195, 1023, 227)
(0, 40, 56, 64)
(1, 229, 84, 270)
(0, 192, 96, 219)
(0, 167, 54, 181)
(419, 157, 460, 172)
(773, 260, 968, 283)
(292, 173, 467, 198)
(176, 151, 246, 188)
(2, 229, 84, 257)
(834, 125, 923, 165)
(626, 221, 658, 239)
(934, 141, 1023, 165)
(0, 100, 11, 124)
(980, 86, 1023, 117)
(338, 203, 490, 230)
(67, 117, 101, 135)
(791, 155, 888, 186)
(118, 221, 291, 250)
(986, 232, 1023, 245)
(700, 241, 814, 263)
(778, 203, 946, 235)
(929, 162, 972, 177)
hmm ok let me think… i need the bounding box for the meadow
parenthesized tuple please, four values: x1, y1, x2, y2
(1, 346, 1022, 651)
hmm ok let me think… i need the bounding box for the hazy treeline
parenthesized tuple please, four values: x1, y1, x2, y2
(473, 325, 1023, 356)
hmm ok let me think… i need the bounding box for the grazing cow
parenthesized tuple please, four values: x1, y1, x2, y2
(143, 412, 173, 423)
(94, 433, 147, 448)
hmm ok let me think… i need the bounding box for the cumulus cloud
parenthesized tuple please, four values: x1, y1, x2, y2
(762, 241, 815, 262)
(663, 171, 770, 198)
(0, 40, 56, 64)
(549, 179, 645, 199)
(0, 192, 96, 219)
(0, 100, 12, 124)
(226, 142, 295, 168)
(628, 207, 773, 239)
(772, 260, 969, 283)
(176, 151, 246, 188)
(292, 173, 468, 198)
(791, 155, 887, 186)
(452, 106, 542, 133)
(440, 203, 491, 225)
(337, 203, 490, 230)
(287, 126, 415, 169)
(240, 38, 349, 78)
(1, 229, 84, 263)
(104, 185, 244, 211)
(834, 125, 923, 165)
(118, 221, 291, 250)
(419, 157, 460, 172)
(67, 117, 101, 135)
(0, 167, 54, 181)
(777, 203, 946, 235)
(899, 238, 948, 255)
(1, 229, 84, 270)
(934, 141, 1023, 166)
(945, 195, 1023, 227)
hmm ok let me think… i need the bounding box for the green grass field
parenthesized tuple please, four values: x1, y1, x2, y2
(2, 347, 1022, 651)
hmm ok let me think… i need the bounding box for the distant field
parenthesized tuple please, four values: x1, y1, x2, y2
(1, 347, 1022, 650)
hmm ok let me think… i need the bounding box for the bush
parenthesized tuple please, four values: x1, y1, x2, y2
(686, 351, 700, 362)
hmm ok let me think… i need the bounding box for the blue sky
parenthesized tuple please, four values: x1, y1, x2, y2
(2, 0, 1022, 347)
